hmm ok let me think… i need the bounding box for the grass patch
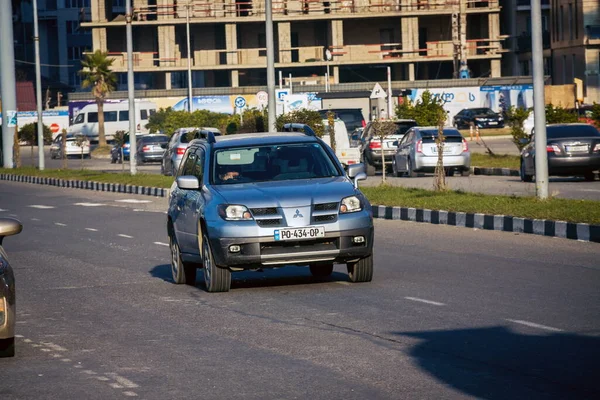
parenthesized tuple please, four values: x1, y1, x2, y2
(470, 153, 520, 169)
(2, 167, 599, 225)
(91, 145, 112, 156)
(0, 167, 174, 188)
(458, 127, 510, 137)
(361, 185, 600, 225)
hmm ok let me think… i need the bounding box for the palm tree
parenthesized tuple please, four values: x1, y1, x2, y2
(79, 50, 116, 147)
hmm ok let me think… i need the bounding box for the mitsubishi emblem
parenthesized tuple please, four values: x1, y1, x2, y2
(293, 209, 303, 218)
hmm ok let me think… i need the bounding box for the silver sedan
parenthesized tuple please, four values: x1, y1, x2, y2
(0, 218, 22, 358)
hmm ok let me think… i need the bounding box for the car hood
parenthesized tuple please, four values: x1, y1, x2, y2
(213, 177, 358, 208)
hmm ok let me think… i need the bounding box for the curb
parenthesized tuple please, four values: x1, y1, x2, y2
(372, 205, 599, 243)
(1, 173, 599, 244)
(472, 166, 519, 176)
(0, 173, 168, 197)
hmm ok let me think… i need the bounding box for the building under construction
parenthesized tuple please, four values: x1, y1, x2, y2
(83, 0, 504, 90)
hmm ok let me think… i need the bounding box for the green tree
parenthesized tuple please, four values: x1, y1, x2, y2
(545, 104, 579, 124)
(276, 109, 325, 137)
(80, 50, 116, 147)
(237, 108, 267, 133)
(146, 107, 232, 136)
(505, 106, 531, 151)
(590, 104, 600, 128)
(18, 123, 53, 166)
(395, 90, 446, 126)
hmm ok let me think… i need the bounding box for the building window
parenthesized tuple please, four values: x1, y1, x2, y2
(574, 1, 578, 39)
(113, 0, 125, 7)
(562, 55, 567, 83)
(568, 3, 573, 41)
(68, 46, 85, 60)
(520, 61, 530, 76)
(572, 54, 576, 81)
(66, 0, 90, 8)
(66, 20, 80, 35)
(559, 5, 564, 41)
(70, 72, 82, 87)
(544, 57, 552, 76)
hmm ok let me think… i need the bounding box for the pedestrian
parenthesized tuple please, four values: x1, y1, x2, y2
(379, 108, 388, 120)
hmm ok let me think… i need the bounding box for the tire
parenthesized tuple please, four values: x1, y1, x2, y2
(202, 234, 231, 293)
(0, 337, 15, 358)
(520, 161, 533, 182)
(583, 171, 595, 181)
(169, 234, 197, 285)
(461, 168, 471, 177)
(366, 163, 376, 176)
(309, 263, 334, 278)
(347, 254, 373, 283)
(445, 168, 453, 177)
(408, 159, 418, 177)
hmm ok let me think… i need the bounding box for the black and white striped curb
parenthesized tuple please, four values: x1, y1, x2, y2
(0, 173, 168, 197)
(2, 173, 599, 243)
(372, 205, 600, 243)
(472, 167, 519, 176)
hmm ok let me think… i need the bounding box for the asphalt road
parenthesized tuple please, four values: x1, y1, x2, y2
(1, 181, 599, 399)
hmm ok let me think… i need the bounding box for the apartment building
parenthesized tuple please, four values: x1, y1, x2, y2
(13, 0, 94, 91)
(550, 0, 599, 103)
(82, 0, 504, 90)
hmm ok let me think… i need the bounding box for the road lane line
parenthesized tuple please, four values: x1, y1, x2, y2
(96, 376, 110, 382)
(115, 199, 152, 204)
(154, 241, 169, 246)
(0, 209, 7, 212)
(82, 370, 97, 375)
(74, 203, 107, 207)
(506, 319, 564, 332)
(123, 392, 138, 397)
(106, 373, 140, 388)
(28, 205, 55, 209)
(31, 218, 40, 221)
(405, 297, 446, 306)
(118, 234, 134, 239)
(41, 342, 68, 351)
(60, 358, 72, 362)
(86, 228, 99, 232)
(55, 223, 67, 227)
(109, 383, 124, 389)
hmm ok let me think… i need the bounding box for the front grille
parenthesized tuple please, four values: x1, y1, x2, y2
(251, 207, 278, 216)
(256, 219, 281, 227)
(314, 202, 338, 211)
(314, 215, 337, 223)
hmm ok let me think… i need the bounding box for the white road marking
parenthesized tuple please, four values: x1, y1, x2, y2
(74, 365, 83, 369)
(115, 199, 152, 204)
(23, 339, 32, 343)
(9, 214, 18, 217)
(506, 319, 564, 332)
(118, 234, 134, 239)
(0, 209, 7, 212)
(41, 342, 67, 352)
(54, 223, 67, 227)
(106, 373, 140, 388)
(60, 358, 72, 362)
(74, 202, 107, 207)
(334, 281, 350, 286)
(123, 392, 138, 397)
(109, 383, 124, 389)
(40, 348, 52, 352)
(28, 205, 55, 209)
(154, 241, 169, 247)
(31, 218, 40, 221)
(86, 228, 99, 232)
(52, 354, 62, 358)
(31, 344, 42, 347)
(405, 297, 446, 306)
(96, 376, 110, 382)
(15, 334, 24, 338)
(82, 370, 97, 375)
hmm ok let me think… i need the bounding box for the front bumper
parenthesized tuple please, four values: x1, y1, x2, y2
(475, 120, 504, 129)
(208, 226, 374, 269)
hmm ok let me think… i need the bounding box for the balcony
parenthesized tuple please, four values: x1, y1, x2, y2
(586, 25, 600, 45)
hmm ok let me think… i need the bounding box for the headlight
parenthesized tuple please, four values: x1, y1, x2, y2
(218, 205, 253, 221)
(340, 196, 362, 213)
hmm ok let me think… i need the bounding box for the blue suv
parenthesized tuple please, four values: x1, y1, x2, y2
(167, 129, 374, 292)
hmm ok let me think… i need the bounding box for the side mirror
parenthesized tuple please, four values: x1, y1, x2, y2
(353, 172, 367, 188)
(176, 175, 200, 190)
(0, 218, 23, 245)
(519, 138, 530, 145)
(392, 141, 398, 147)
(347, 163, 366, 179)
(160, 143, 167, 149)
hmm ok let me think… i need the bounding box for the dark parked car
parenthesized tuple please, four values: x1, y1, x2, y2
(520, 123, 600, 182)
(136, 134, 169, 163)
(319, 108, 366, 133)
(1, 218, 23, 358)
(360, 119, 418, 175)
(453, 108, 505, 129)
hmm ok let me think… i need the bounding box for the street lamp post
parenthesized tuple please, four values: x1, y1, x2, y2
(265, 0, 276, 132)
(186, 1, 193, 112)
(33, 0, 45, 170)
(126, 0, 137, 174)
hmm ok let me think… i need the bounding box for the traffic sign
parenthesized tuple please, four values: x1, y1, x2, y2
(256, 91, 268, 105)
(50, 123, 60, 134)
(370, 83, 386, 99)
(234, 96, 246, 109)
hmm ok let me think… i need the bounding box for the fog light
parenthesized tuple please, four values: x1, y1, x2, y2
(352, 236, 365, 244)
(229, 245, 241, 253)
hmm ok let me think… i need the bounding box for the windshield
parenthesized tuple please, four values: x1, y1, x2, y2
(213, 143, 341, 185)
(394, 121, 418, 135)
(471, 108, 496, 116)
(547, 125, 600, 139)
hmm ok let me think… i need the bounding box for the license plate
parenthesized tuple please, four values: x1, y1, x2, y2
(566, 145, 588, 153)
(432, 146, 453, 154)
(274, 226, 325, 241)
(488, 121, 498, 125)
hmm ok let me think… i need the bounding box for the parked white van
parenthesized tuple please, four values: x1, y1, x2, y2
(68, 100, 157, 142)
(321, 118, 361, 167)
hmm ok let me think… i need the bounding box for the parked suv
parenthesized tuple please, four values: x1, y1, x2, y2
(167, 130, 374, 292)
(453, 108, 504, 129)
(361, 119, 418, 175)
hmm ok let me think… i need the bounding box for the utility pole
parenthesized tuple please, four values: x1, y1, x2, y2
(265, 0, 276, 132)
(1, 0, 17, 168)
(458, 0, 469, 78)
(531, 0, 548, 199)
(33, 0, 45, 170)
(451, 10, 460, 78)
(186, 0, 193, 112)
(126, 0, 137, 174)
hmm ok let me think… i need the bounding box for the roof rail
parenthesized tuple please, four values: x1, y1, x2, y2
(282, 123, 316, 137)
(194, 130, 217, 144)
